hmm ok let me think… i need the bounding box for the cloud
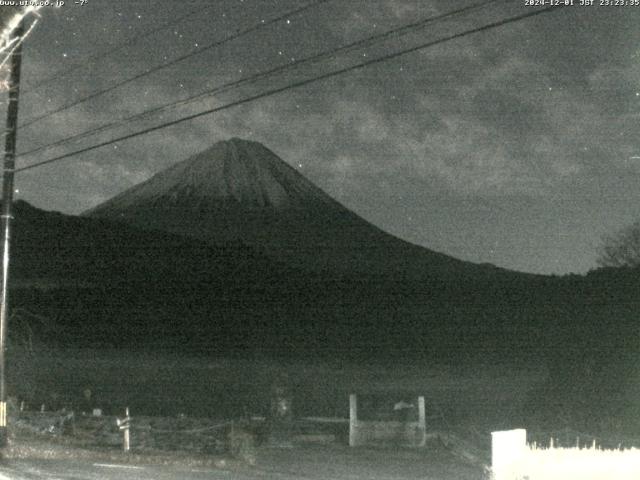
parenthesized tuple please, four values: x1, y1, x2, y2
(11, 0, 640, 273)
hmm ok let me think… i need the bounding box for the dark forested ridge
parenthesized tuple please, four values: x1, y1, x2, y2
(6, 200, 638, 369)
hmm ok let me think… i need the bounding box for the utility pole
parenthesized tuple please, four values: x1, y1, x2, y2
(0, 21, 24, 447)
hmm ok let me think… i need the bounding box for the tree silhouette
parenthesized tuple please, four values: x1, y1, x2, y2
(598, 220, 640, 268)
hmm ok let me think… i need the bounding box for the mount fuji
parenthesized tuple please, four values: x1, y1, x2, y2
(84, 137, 479, 277)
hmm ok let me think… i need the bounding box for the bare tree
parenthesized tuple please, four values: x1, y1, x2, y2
(597, 220, 640, 268)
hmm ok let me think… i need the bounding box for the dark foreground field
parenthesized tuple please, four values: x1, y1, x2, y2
(8, 348, 640, 479)
(1, 348, 564, 478)
(12, 348, 546, 427)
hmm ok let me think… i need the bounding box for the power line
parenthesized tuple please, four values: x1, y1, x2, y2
(18, 0, 331, 130)
(17, 3, 562, 172)
(15, 4, 565, 174)
(18, 0, 504, 159)
(23, 4, 214, 91)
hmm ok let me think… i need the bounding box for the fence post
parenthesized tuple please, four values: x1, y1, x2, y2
(123, 407, 130, 452)
(491, 429, 527, 480)
(349, 394, 358, 447)
(117, 407, 131, 452)
(417, 396, 426, 446)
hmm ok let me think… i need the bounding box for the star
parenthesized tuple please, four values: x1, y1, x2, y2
(14, 0, 638, 276)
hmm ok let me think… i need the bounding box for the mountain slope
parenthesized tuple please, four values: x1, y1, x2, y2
(9, 200, 295, 350)
(6, 200, 639, 406)
(84, 138, 474, 276)
(10, 200, 551, 361)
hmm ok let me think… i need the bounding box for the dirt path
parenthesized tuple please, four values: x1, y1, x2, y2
(254, 444, 486, 480)
(0, 443, 487, 480)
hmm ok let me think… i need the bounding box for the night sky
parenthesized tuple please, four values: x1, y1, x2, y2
(3, 0, 639, 275)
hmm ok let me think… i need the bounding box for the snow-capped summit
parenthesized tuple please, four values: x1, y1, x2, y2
(87, 138, 335, 212)
(85, 138, 462, 275)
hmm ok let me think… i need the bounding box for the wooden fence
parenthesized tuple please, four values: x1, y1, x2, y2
(348, 393, 426, 447)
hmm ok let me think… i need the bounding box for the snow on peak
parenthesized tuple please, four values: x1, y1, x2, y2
(88, 138, 334, 214)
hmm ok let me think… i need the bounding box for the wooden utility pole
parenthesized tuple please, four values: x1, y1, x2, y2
(0, 21, 24, 447)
